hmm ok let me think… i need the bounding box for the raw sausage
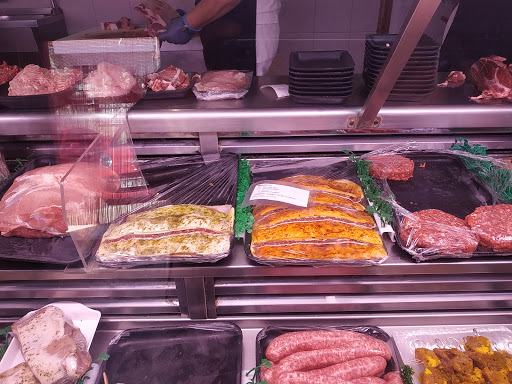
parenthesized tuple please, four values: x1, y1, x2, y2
(276, 356, 387, 383)
(266, 330, 379, 363)
(278, 373, 388, 384)
(383, 371, 403, 384)
(273, 340, 392, 379)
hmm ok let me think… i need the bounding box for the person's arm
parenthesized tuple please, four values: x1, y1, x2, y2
(184, 0, 241, 30)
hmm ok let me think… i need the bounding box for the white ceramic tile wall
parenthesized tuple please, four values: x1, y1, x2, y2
(350, 0, 380, 32)
(279, 0, 316, 33)
(314, 0, 352, 33)
(313, 32, 350, 51)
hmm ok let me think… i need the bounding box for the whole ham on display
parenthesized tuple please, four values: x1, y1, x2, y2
(8, 65, 82, 96)
(0, 61, 19, 86)
(83, 62, 136, 98)
(469, 55, 512, 102)
(147, 65, 198, 91)
(11, 306, 92, 384)
(0, 163, 118, 238)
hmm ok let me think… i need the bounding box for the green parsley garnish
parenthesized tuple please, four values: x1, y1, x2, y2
(76, 352, 110, 384)
(235, 158, 254, 239)
(400, 364, 414, 384)
(344, 150, 394, 226)
(246, 358, 272, 384)
(0, 325, 11, 361)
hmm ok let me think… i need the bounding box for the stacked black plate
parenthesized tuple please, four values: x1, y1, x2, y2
(289, 50, 355, 104)
(363, 34, 440, 101)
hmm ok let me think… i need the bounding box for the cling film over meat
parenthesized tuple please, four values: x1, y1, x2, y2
(244, 157, 387, 265)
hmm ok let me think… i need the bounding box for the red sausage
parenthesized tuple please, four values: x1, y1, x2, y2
(260, 361, 274, 384)
(278, 374, 387, 384)
(350, 378, 388, 384)
(384, 371, 403, 384)
(273, 340, 391, 379)
(276, 356, 387, 383)
(266, 330, 380, 363)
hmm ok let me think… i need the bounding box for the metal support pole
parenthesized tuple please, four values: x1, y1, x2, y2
(356, 0, 442, 128)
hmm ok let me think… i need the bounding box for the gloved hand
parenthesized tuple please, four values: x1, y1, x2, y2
(158, 15, 201, 45)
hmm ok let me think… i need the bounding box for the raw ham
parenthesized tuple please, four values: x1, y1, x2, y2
(0, 61, 19, 86)
(11, 306, 92, 384)
(147, 65, 198, 91)
(101, 16, 137, 31)
(437, 70, 466, 88)
(134, 0, 177, 37)
(194, 70, 250, 92)
(469, 55, 512, 102)
(0, 163, 119, 238)
(8, 65, 82, 96)
(83, 62, 136, 98)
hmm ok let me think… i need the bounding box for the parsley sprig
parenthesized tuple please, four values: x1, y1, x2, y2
(235, 158, 254, 239)
(400, 364, 414, 384)
(76, 352, 110, 384)
(452, 137, 512, 202)
(344, 151, 394, 226)
(246, 359, 272, 384)
(0, 325, 11, 361)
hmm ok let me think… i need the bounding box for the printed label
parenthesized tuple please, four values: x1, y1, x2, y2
(250, 183, 310, 207)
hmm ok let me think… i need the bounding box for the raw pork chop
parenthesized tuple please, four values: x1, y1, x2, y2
(11, 306, 92, 384)
(0, 162, 118, 238)
(134, 0, 178, 37)
(466, 204, 512, 252)
(438, 71, 466, 87)
(147, 65, 196, 91)
(194, 70, 250, 92)
(83, 62, 136, 98)
(0, 362, 40, 384)
(8, 65, 82, 96)
(0, 61, 19, 86)
(469, 55, 512, 101)
(366, 154, 415, 181)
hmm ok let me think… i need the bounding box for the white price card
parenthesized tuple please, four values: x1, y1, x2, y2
(250, 183, 310, 207)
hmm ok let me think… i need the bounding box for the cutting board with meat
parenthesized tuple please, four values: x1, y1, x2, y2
(244, 157, 388, 266)
(370, 152, 512, 261)
(256, 326, 402, 384)
(0, 155, 82, 265)
(93, 322, 242, 384)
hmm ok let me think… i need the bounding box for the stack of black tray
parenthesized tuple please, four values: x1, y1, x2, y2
(363, 34, 440, 101)
(289, 50, 354, 104)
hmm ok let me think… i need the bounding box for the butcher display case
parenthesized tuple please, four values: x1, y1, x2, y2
(1, 0, 512, 380)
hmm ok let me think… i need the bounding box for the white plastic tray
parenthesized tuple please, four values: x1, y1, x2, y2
(393, 325, 512, 384)
(0, 301, 101, 374)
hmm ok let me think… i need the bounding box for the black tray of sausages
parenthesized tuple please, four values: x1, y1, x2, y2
(94, 323, 242, 384)
(380, 152, 506, 259)
(255, 325, 399, 382)
(0, 155, 81, 265)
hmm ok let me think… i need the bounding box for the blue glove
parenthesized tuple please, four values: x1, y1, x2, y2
(158, 15, 201, 45)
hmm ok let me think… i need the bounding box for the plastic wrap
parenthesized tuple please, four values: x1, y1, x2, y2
(243, 157, 387, 266)
(94, 322, 242, 384)
(255, 325, 399, 383)
(362, 143, 512, 261)
(393, 326, 512, 384)
(0, 303, 100, 384)
(193, 70, 252, 101)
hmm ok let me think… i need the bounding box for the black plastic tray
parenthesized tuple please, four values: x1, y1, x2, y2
(288, 77, 353, 86)
(364, 54, 439, 67)
(363, 59, 438, 76)
(363, 74, 436, 90)
(366, 33, 440, 51)
(290, 88, 353, 96)
(382, 153, 501, 259)
(0, 83, 76, 109)
(365, 43, 439, 58)
(143, 73, 198, 100)
(96, 323, 242, 384)
(0, 155, 81, 264)
(289, 70, 354, 79)
(289, 50, 355, 72)
(290, 93, 351, 104)
(255, 325, 399, 382)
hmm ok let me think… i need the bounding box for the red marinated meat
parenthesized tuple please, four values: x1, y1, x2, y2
(8, 65, 82, 96)
(367, 154, 415, 181)
(83, 62, 136, 98)
(399, 209, 479, 255)
(438, 71, 466, 88)
(0, 61, 19, 86)
(469, 55, 512, 102)
(194, 70, 250, 91)
(147, 65, 196, 91)
(134, 3, 167, 37)
(465, 204, 512, 252)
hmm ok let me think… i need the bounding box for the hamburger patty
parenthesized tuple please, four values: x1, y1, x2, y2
(466, 204, 512, 252)
(400, 209, 479, 255)
(367, 154, 415, 181)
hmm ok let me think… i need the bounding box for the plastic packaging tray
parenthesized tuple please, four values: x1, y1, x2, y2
(0, 83, 76, 110)
(366, 33, 440, 51)
(94, 322, 242, 384)
(143, 72, 198, 100)
(256, 325, 399, 382)
(193, 71, 252, 101)
(0, 155, 81, 265)
(289, 50, 355, 72)
(393, 325, 512, 384)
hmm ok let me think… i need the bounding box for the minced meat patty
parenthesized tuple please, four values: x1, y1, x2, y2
(466, 204, 512, 252)
(400, 209, 479, 255)
(367, 154, 414, 181)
